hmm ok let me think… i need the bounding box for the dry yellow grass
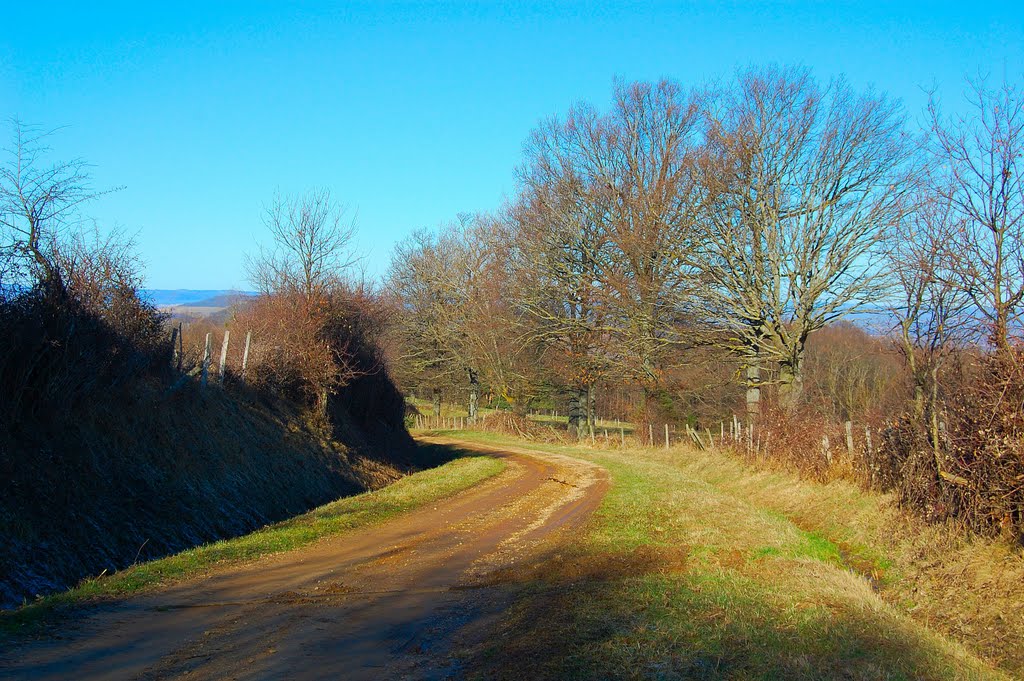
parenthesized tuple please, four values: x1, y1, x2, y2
(451, 430, 1020, 680)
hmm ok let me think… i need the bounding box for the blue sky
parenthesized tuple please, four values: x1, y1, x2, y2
(2, 2, 1021, 289)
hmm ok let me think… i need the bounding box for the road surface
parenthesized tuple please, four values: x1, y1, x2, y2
(0, 438, 608, 680)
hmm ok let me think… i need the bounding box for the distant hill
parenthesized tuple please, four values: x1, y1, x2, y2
(142, 289, 257, 307)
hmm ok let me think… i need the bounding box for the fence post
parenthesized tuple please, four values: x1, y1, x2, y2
(201, 333, 211, 388)
(665, 424, 670, 449)
(822, 434, 832, 465)
(621, 427, 625, 448)
(169, 324, 181, 371)
(177, 323, 183, 372)
(241, 330, 252, 383)
(649, 423, 654, 447)
(865, 425, 873, 459)
(218, 330, 230, 385)
(845, 421, 854, 456)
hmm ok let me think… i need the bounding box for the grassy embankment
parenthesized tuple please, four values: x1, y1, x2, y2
(1, 450, 504, 634)
(439, 429, 1021, 680)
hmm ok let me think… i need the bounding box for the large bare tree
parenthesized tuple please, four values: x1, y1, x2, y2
(697, 66, 913, 415)
(513, 105, 612, 436)
(596, 79, 704, 419)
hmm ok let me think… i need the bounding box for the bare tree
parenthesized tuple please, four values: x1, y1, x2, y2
(388, 213, 541, 418)
(697, 66, 912, 416)
(928, 75, 1024, 356)
(246, 188, 358, 304)
(888, 189, 972, 469)
(243, 188, 362, 420)
(387, 220, 474, 414)
(0, 120, 116, 292)
(596, 79, 704, 420)
(459, 213, 544, 415)
(513, 105, 612, 437)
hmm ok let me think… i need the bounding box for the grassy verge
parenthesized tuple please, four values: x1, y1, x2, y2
(444, 430, 1015, 680)
(1, 449, 504, 636)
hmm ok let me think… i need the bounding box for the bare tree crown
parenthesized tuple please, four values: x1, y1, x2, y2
(246, 188, 359, 302)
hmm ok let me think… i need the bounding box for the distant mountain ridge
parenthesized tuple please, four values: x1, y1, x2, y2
(142, 289, 257, 307)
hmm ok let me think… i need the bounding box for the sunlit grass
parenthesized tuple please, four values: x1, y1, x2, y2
(449, 431, 1009, 680)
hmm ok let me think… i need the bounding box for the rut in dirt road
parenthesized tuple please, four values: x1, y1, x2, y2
(0, 439, 608, 681)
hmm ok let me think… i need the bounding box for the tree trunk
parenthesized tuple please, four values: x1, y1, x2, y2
(777, 360, 804, 413)
(468, 369, 480, 421)
(567, 387, 588, 438)
(567, 390, 581, 435)
(317, 387, 329, 419)
(928, 364, 942, 461)
(432, 388, 442, 418)
(744, 352, 761, 422)
(587, 383, 596, 429)
(912, 373, 926, 420)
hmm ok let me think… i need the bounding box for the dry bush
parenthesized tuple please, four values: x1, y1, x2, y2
(877, 350, 1024, 540)
(230, 286, 390, 428)
(726, 336, 1023, 543)
(744, 406, 859, 483)
(0, 232, 168, 428)
(232, 292, 336, 405)
(476, 411, 565, 442)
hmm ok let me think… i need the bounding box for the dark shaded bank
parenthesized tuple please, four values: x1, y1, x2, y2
(0, 371, 420, 611)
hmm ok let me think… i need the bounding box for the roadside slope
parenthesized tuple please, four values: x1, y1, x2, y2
(0, 380, 414, 611)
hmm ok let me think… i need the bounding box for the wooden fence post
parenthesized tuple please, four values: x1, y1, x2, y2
(649, 423, 654, 447)
(218, 330, 230, 385)
(665, 424, 670, 449)
(169, 324, 182, 371)
(845, 421, 854, 456)
(201, 333, 211, 388)
(241, 330, 252, 383)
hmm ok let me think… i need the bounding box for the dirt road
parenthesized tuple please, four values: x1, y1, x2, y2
(0, 438, 608, 680)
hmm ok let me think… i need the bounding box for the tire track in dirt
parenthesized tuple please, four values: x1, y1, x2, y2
(0, 437, 608, 680)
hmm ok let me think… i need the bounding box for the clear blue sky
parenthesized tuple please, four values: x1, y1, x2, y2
(2, 2, 1021, 289)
